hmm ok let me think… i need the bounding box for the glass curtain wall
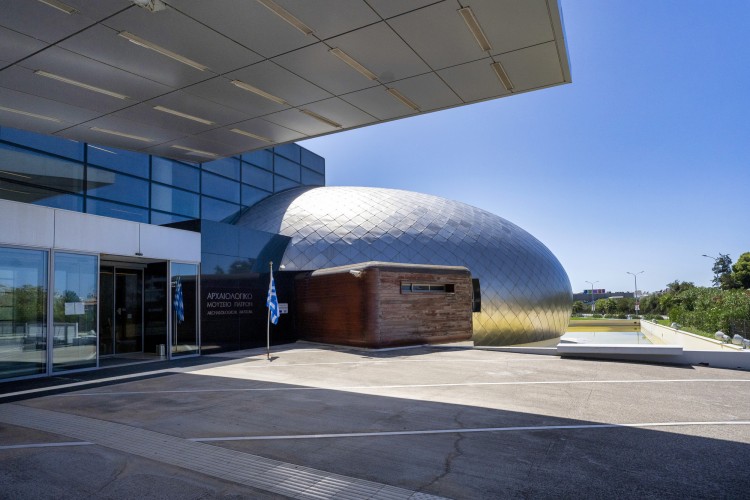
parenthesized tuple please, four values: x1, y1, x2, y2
(171, 262, 198, 357)
(0, 126, 325, 228)
(0, 246, 48, 380)
(52, 252, 97, 372)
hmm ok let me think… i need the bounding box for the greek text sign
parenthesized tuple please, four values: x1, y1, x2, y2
(204, 288, 254, 316)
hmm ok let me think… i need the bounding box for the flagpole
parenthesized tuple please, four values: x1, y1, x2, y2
(267, 261, 272, 361)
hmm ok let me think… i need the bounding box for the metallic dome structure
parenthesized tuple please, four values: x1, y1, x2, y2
(237, 186, 572, 345)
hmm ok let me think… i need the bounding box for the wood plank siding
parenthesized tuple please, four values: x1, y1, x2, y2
(294, 262, 473, 348)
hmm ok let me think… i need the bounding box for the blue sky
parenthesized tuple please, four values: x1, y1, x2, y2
(300, 1, 750, 294)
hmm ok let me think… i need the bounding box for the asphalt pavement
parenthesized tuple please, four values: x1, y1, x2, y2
(1, 343, 749, 499)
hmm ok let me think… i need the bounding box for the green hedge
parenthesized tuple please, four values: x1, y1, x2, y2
(668, 288, 750, 334)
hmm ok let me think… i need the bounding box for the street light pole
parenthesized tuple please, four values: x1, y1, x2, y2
(626, 271, 644, 316)
(585, 280, 599, 312)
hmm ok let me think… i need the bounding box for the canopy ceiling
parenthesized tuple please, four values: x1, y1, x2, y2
(0, 0, 570, 162)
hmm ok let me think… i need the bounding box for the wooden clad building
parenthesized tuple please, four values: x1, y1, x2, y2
(294, 262, 473, 348)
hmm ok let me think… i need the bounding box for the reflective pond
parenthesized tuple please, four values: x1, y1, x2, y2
(560, 331, 651, 344)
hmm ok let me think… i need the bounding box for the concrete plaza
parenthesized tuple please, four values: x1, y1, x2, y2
(1, 344, 749, 499)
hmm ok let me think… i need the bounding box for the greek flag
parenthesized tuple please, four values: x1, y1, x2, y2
(173, 277, 184, 323)
(266, 269, 279, 325)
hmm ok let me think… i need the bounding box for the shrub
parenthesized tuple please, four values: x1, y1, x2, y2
(667, 288, 750, 333)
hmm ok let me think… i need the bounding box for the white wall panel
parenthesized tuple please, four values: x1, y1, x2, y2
(139, 224, 200, 262)
(0, 199, 54, 248)
(1, 200, 200, 264)
(54, 210, 139, 255)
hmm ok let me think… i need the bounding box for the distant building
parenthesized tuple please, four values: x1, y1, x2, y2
(573, 291, 635, 303)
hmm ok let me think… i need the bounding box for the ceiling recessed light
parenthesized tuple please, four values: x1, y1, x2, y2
(0, 169, 33, 180)
(90, 127, 154, 142)
(153, 105, 215, 125)
(230, 128, 273, 143)
(386, 88, 420, 112)
(329, 48, 378, 81)
(118, 32, 209, 71)
(256, 0, 313, 36)
(299, 109, 342, 129)
(171, 145, 218, 158)
(459, 7, 492, 52)
(0, 186, 32, 196)
(89, 145, 117, 154)
(0, 105, 61, 123)
(37, 0, 77, 14)
(35, 71, 129, 99)
(230, 80, 289, 106)
(491, 62, 514, 91)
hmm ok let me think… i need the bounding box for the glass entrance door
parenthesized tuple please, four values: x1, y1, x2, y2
(99, 267, 114, 356)
(99, 266, 143, 356)
(115, 269, 143, 354)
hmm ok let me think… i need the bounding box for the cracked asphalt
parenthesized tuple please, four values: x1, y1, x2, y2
(1, 344, 749, 499)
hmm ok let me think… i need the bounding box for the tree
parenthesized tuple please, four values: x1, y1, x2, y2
(571, 301, 585, 314)
(710, 253, 735, 289)
(595, 298, 617, 314)
(666, 280, 695, 293)
(615, 297, 635, 314)
(639, 293, 661, 314)
(732, 252, 750, 289)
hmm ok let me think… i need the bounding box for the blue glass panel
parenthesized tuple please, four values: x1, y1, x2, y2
(0, 179, 83, 211)
(242, 149, 273, 171)
(152, 157, 199, 192)
(201, 196, 241, 222)
(87, 144, 149, 178)
(274, 143, 301, 163)
(241, 184, 271, 207)
(151, 210, 192, 226)
(202, 156, 240, 181)
(301, 167, 325, 186)
(87, 166, 149, 207)
(0, 127, 84, 160)
(202, 253, 240, 275)
(274, 156, 300, 182)
(202, 222, 239, 256)
(34, 193, 84, 211)
(151, 184, 199, 218)
(201, 171, 240, 204)
(0, 143, 84, 193)
(301, 148, 325, 174)
(274, 175, 300, 192)
(241, 163, 273, 191)
(87, 198, 148, 223)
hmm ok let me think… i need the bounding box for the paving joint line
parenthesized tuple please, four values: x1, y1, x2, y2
(0, 403, 446, 500)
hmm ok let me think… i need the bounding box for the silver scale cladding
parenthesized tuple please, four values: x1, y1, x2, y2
(238, 186, 572, 345)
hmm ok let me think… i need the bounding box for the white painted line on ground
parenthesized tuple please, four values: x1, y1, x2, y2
(189, 421, 750, 442)
(0, 404, 443, 500)
(0, 369, 178, 400)
(56, 378, 750, 397)
(227, 357, 562, 369)
(0, 441, 93, 450)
